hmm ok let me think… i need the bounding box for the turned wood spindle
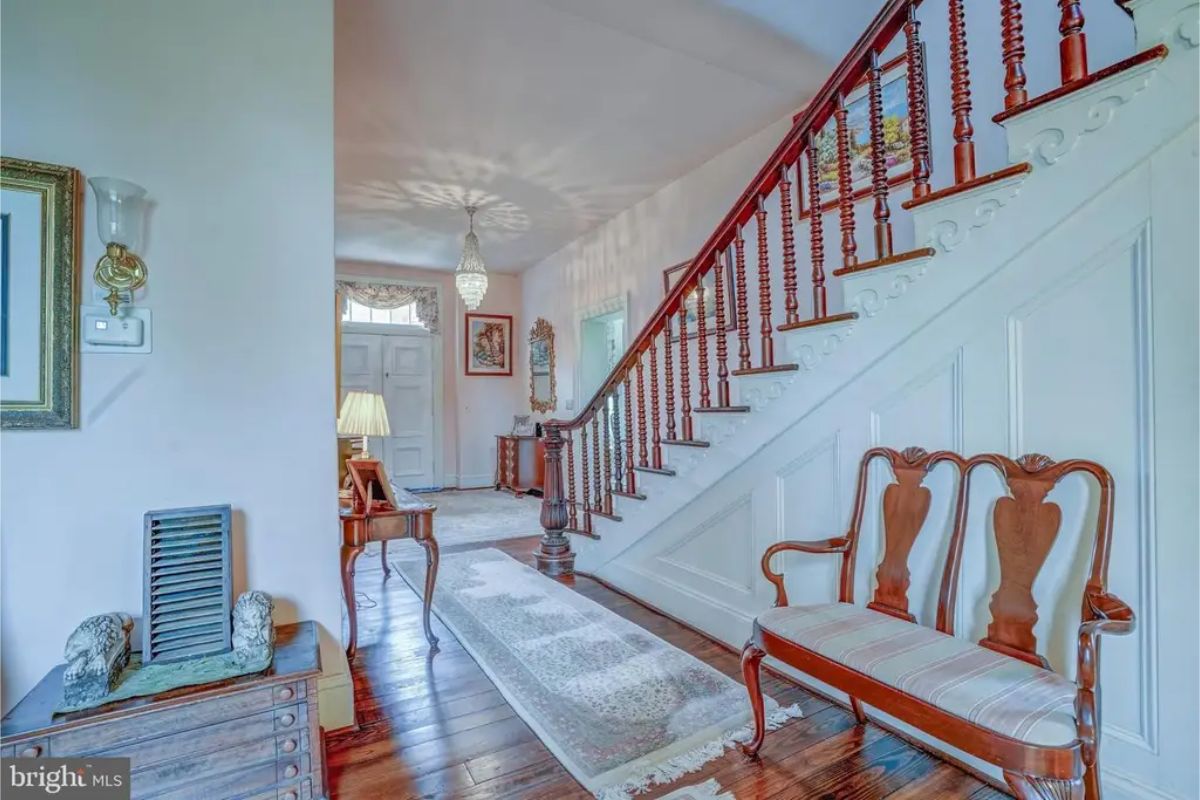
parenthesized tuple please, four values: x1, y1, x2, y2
(566, 433, 577, 530)
(601, 403, 613, 514)
(755, 196, 776, 367)
(868, 50, 893, 259)
(835, 95, 859, 267)
(650, 338, 664, 469)
(591, 414, 602, 512)
(623, 373, 636, 493)
(779, 164, 800, 326)
(695, 276, 711, 409)
(733, 226, 752, 371)
(806, 134, 827, 318)
(1058, 0, 1087, 84)
(713, 250, 731, 407)
(905, 5, 933, 199)
(1001, 0, 1028, 109)
(610, 392, 623, 494)
(662, 321, 677, 443)
(636, 357, 648, 467)
(949, 0, 977, 183)
(677, 305, 694, 440)
(579, 424, 592, 531)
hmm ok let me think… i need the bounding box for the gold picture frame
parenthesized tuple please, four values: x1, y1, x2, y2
(0, 157, 81, 429)
(529, 317, 556, 413)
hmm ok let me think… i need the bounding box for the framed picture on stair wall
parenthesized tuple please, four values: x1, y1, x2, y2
(802, 52, 917, 215)
(464, 312, 513, 376)
(662, 259, 735, 342)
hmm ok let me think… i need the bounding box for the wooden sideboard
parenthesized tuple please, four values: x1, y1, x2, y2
(495, 434, 545, 496)
(1, 621, 325, 800)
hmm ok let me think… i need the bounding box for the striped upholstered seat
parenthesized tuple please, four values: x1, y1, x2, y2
(757, 602, 1078, 747)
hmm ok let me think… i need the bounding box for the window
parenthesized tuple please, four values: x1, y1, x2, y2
(342, 298, 423, 326)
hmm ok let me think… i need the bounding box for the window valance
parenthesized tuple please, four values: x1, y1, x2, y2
(335, 280, 440, 334)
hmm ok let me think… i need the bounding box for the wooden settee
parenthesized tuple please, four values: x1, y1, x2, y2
(740, 447, 1134, 800)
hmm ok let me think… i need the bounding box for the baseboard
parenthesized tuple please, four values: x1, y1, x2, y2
(453, 472, 495, 489)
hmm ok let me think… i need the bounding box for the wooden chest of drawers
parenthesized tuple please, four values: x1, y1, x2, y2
(1, 621, 325, 800)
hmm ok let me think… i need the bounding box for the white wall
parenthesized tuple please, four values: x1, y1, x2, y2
(337, 261, 522, 488)
(0, 0, 353, 727)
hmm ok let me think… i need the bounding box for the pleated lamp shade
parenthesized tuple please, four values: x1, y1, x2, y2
(337, 391, 391, 459)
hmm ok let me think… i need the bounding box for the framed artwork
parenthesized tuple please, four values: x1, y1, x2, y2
(662, 259, 736, 342)
(511, 414, 534, 436)
(0, 157, 80, 429)
(347, 458, 398, 512)
(464, 312, 513, 376)
(806, 54, 915, 212)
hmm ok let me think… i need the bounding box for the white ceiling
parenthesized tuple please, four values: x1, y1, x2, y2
(335, 0, 884, 273)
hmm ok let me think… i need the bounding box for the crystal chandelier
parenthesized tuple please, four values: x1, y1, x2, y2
(454, 205, 488, 310)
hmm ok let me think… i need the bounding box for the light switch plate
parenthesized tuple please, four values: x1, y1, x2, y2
(81, 306, 153, 353)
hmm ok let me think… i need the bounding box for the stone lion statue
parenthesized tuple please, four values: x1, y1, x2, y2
(63, 612, 133, 706)
(232, 591, 275, 665)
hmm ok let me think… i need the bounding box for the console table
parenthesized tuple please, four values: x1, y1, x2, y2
(1, 621, 325, 800)
(495, 434, 545, 496)
(339, 487, 439, 661)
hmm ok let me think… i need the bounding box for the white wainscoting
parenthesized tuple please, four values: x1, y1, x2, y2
(597, 122, 1198, 798)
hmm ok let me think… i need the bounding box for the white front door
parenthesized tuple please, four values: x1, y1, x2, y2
(340, 330, 437, 490)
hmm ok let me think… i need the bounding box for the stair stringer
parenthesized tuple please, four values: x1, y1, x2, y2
(571, 15, 1197, 572)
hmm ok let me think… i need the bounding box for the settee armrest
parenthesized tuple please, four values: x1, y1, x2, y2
(761, 538, 850, 608)
(1074, 590, 1135, 759)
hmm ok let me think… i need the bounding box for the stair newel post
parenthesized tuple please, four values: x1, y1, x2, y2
(635, 355, 648, 468)
(1057, 0, 1087, 84)
(534, 422, 575, 576)
(579, 423, 592, 532)
(601, 401, 613, 515)
(650, 336, 664, 469)
(949, 0, 977, 183)
(868, 49, 893, 260)
(734, 225, 752, 371)
(1001, 0, 1028, 109)
(695, 269, 711, 409)
(663, 319, 677, 444)
(754, 196, 776, 367)
(713, 249, 731, 407)
(591, 414, 602, 513)
(677, 303, 694, 441)
(835, 94, 859, 268)
(904, 4, 933, 200)
(566, 430, 577, 531)
(806, 133, 828, 318)
(779, 164, 800, 326)
(623, 372, 636, 494)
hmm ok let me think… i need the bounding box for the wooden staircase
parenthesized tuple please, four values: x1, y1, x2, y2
(533, 0, 1184, 577)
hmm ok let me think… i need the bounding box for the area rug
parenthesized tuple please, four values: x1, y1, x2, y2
(395, 548, 801, 799)
(656, 778, 734, 800)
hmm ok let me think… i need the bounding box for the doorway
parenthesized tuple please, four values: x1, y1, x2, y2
(579, 301, 627, 403)
(340, 328, 440, 491)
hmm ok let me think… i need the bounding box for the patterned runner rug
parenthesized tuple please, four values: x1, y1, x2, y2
(395, 549, 800, 799)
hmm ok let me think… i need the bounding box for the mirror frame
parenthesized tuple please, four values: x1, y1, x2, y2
(0, 157, 80, 430)
(528, 317, 556, 414)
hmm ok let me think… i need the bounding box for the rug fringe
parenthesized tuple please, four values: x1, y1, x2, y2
(594, 703, 803, 800)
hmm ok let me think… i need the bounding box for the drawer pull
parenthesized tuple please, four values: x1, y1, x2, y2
(281, 792, 297, 800)
(277, 687, 294, 701)
(281, 738, 298, 753)
(284, 764, 299, 779)
(280, 712, 296, 727)
(19, 745, 41, 758)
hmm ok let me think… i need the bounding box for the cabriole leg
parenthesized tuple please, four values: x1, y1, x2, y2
(739, 642, 767, 759)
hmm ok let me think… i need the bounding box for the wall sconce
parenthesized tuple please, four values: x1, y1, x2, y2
(88, 177, 148, 315)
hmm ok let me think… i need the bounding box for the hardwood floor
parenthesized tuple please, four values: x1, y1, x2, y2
(326, 535, 1009, 799)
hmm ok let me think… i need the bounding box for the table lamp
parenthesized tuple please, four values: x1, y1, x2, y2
(337, 391, 391, 461)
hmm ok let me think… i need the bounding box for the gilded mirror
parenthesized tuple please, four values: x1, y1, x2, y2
(529, 317, 556, 413)
(0, 157, 80, 429)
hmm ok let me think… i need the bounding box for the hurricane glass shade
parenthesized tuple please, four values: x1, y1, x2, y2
(88, 177, 147, 251)
(337, 391, 391, 460)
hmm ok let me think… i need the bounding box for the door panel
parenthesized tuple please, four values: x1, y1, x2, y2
(382, 335, 436, 490)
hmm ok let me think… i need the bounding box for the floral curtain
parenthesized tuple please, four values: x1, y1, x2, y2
(335, 280, 440, 334)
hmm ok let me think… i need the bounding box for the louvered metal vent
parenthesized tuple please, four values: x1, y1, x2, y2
(143, 505, 233, 664)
